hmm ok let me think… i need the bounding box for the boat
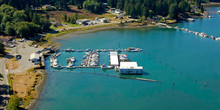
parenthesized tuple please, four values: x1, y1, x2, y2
(65, 49, 72, 52)
(103, 49, 107, 52)
(208, 16, 213, 18)
(50, 58, 53, 63)
(71, 57, 75, 62)
(101, 64, 113, 69)
(218, 10, 220, 14)
(216, 37, 220, 41)
(187, 18, 195, 22)
(125, 47, 142, 52)
(210, 35, 215, 39)
(85, 48, 92, 52)
(195, 32, 199, 35)
(109, 49, 114, 51)
(53, 64, 63, 69)
(76, 50, 83, 52)
(66, 62, 75, 69)
(66, 58, 71, 62)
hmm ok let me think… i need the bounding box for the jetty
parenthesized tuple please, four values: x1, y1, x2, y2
(157, 23, 220, 41)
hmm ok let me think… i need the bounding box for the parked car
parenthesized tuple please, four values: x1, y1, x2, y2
(15, 55, 22, 60)
(9, 45, 15, 48)
(34, 45, 38, 48)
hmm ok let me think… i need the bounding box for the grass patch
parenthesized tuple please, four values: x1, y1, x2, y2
(7, 68, 43, 108)
(5, 49, 12, 53)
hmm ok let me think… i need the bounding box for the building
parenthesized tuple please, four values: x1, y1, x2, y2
(76, 20, 90, 25)
(30, 53, 41, 62)
(115, 9, 123, 14)
(119, 62, 143, 75)
(99, 18, 109, 23)
(110, 52, 119, 66)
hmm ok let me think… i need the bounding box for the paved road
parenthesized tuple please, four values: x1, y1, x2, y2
(0, 41, 30, 110)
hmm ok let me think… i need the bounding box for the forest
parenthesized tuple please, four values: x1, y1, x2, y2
(0, 4, 50, 39)
(1, 0, 204, 18)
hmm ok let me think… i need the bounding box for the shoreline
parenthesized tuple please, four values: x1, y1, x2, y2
(25, 70, 48, 110)
(203, 2, 220, 7)
(51, 24, 157, 41)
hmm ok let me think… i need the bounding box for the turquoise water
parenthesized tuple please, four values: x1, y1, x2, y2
(35, 7, 220, 110)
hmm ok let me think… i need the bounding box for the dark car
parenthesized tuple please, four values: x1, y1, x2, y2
(15, 55, 22, 60)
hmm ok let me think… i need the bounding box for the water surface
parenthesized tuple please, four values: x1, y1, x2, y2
(35, 7, 220, 110)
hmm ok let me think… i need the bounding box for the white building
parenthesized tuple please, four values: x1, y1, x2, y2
(110, 52, 119, 66)
(30, 53, 41, 62)
(119, 62, 143, 75)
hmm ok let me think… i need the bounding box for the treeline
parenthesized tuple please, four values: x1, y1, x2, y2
(1, 0, 203, 18)
(107, 0, 202, 19)
(0, 4, 51, 39)
(0, 42, 5, 54)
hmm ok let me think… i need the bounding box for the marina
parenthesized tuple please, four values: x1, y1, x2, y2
(50, 48, 143, 75)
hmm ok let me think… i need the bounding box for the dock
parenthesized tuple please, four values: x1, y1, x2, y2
(61, 47, 143, 53)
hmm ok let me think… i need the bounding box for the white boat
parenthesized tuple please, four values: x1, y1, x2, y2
(208, 16, 213, 18)
(195, 32, 199, 35)
(53, 64, 63, 69)
(210, 35, 215, 39)
(101, 64, 113, 69)
(218, 11, 220, 14)
(187, 18, 195, 22)
(71, 57, 75, 62)
(50, 58, 53, 63)
(216, 37, 220, 41)
(66, 62, 75, 69)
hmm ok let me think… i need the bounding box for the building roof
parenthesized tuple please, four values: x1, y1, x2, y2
(30, 53, 40, 60)
(110, 52, 119, 66)
(120, 62, 143, 69)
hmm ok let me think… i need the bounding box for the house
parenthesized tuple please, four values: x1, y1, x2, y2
(115, 9, 123, 14)
(0, 36, 12, 44)
(54, 22, 63, 27)
(119, 62, 143, 75)
(110, 8, 116, 13)
(76, 20, 90, 25)
(99, 18, 109, 23)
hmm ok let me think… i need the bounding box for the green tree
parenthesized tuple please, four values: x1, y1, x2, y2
(13, 10, 28, 22)
(16, 21, 40, 38)
(5, 22, 15, 35)
(169, 3, 179, 19)
(0, 42, 5, 55)
(149, 10, 154, 18)
(200, 5, 204, 13)
(64, 14, 67, 22)
(6, 95, 21, 110)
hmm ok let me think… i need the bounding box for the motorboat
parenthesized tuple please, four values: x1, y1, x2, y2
(187, 18, 195, 22)
(101, 64, 113, 69)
